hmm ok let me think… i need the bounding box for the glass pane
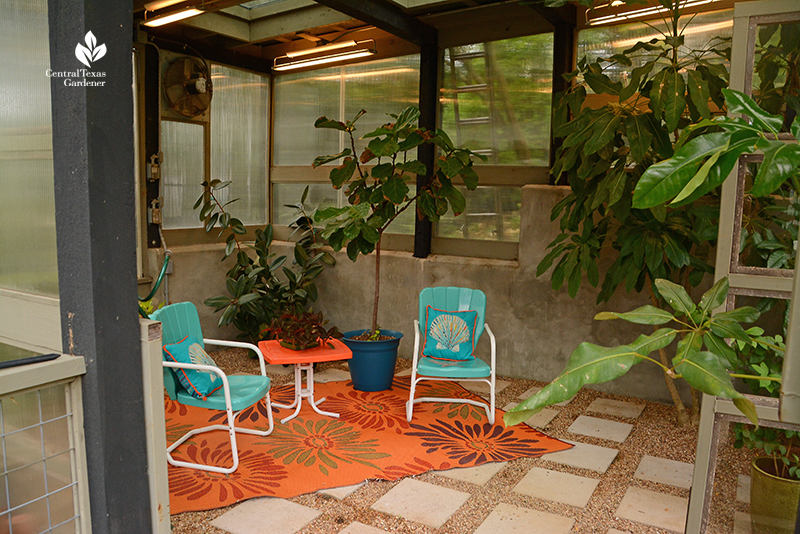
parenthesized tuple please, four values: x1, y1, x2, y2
(343, 56, 420, 157)
(11, 499, 48, 533)
(751, 20, 800, 131)
(42, 418, 70, 457)
(210, 65, 269, 225)
(0, 0, 57, 296)
(273, 67, 341, 166)
(52, 518, 78, 534)
(442, 35, 554, 166)
(49, 486, 77, 526)
(2, 390, 40, 433)
(578, 9, 733, 85)
(39, 384, 66, 423)
(161, 120, 204, 229)
(735, 158, 797, 272)
(45, 452, 72, 493)
(5, 426, 42, 472)
(8, 462, 46, 509)
(436, 186, 521, 241)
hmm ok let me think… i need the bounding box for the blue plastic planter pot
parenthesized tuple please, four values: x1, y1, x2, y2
(341, 329, 404, 392)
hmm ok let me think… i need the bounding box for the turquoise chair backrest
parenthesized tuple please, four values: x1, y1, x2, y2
(418, 287, 487, 344)
(150, 302, 206, 400)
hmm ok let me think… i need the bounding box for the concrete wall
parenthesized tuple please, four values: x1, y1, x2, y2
(147, 184, 690, 404)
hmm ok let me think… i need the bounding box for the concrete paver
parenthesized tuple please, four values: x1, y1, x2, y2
(313, 368, 351, 383)
(587, 398, 645, 418)
(370, 478, 470, 528)
(734, 511, 752, 534)
(543, 439, 619, 473)
(459, 378, 510, 397)
(339, 522, 392, 534)
(474, 503, 574, 534)
(737, 474, 751, 503)
(634, 455, 694, 489)
(568, 415, 634, 443)
(503, 402, 559, 429)
(210, 497, 321, 534)
(616, 487, 688, 534)
(513, 466, 599, 508)
(317, 482, 365, 500)
(437, 461, 507, 485)
(264, 364, 294, 376)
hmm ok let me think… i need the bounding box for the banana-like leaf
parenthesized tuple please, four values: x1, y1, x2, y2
(505, 343, 637, 426)
(595, 305, 675, 324)
(633, 132, 732, 209)
(675, 351, 757, 425)
(655, 278, 696, 316)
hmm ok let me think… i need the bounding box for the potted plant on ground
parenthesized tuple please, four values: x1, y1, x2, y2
(734, 424, 800, 533)
(311, 107, 485, 391)
(268, 309, 342, 351)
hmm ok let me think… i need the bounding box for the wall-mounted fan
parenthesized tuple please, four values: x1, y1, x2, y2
(163, 56, 213, 119)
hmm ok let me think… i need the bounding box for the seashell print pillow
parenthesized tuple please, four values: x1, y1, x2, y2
(163, 335, 223, 400)
(422, 306, 478, 361)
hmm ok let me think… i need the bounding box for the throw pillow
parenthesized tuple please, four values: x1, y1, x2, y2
(164, 335, 222, 400)
(422, 306, 478, 361)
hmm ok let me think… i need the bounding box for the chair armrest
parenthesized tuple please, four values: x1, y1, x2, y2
(484, 324, 496, 370)
(162, 360, 232, 404)
(203, 338, 267, 376)
(411, 320, 422, 368)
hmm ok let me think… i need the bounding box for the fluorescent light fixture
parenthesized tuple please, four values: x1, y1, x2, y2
(143, 7, 203, 27)
(587, 0, 720, 25)
(143, 0, 185, 10)
(273, 40, 376, 72)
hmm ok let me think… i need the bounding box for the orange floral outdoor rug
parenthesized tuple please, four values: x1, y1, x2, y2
(166, 376, 572, 514)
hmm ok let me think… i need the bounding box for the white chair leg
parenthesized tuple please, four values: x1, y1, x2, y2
(406, 376, 417, 422)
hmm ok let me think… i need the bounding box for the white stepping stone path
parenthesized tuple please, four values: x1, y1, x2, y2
(370, 478, 470, 528)
(317, 481, 365, 500)
(616, 487, 689, 534)
(514, 466, 599, 508)
(544, 439, 619, 473)
(210, 498, 321, 534)
(587, 398, 645, 418)
(475, 503, 574, 534)
(568, 415, 634, 443)
(737, 474, 751, 503)
(339, 522, 392, 534)
(503, 402, 559, 429)
(734, 511, 752, 534)
(437, 461, 507, 485)
(634, 455, 694, 489)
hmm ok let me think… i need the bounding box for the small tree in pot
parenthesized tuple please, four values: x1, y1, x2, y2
(312, 107, 485, 390)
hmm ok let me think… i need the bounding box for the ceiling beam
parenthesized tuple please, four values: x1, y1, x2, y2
(249, 5, 353, 44)
(525, 2, 577, 29)
(181, 12, 251, 42)
(313, 0, 436, 46)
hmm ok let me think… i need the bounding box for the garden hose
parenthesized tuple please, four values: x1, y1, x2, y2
(138, 251, 171, 318)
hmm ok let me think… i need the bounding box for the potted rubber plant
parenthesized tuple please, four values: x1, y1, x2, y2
(312, 107, 485, 391)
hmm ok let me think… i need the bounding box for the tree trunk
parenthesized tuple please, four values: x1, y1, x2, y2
(649, 283, 690, 426)
(372, 237, 381, 335)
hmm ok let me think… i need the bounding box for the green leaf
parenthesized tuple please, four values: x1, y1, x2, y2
(595, 305, 675, 325)
(699, 277, 729, 316)
(367, 136, 401, 158)
(329, 159, 357, 188)
(655, 278, 696, 316)
(670, 138, 729, 205)
(709, 319, 752, 344)
(633, 132, 732, 209)
(714, 306, 760, 323)
(626, 114, 653, 163)
(584, 113, 623, 154)
(312, 149, 352, 168)
(675, 330, 703, 365)
(750, 141, 800, 197)
(663, 68, 686, 132)
(687, 70, 711, 120)
(447, 187, 466, 216)
(314, 206, 348, 223)
(314, 116, 347, 131)
(584, 64, 622, 95)
(397, 160, 427, 176)
(504, 343, 637, 426)
(630, 328, 677, 356)
(675, 351, 757, 425)
(382, 176, 409, 204)
(722, 88, 783, 133)
(619, 62, 655, 102)
(703, 332, 737, 368)
(649, 69, 668, 119)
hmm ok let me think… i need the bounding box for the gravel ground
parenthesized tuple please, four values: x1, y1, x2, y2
(169, 348, 755, 534)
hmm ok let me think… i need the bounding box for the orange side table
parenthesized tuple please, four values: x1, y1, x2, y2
(258, 338, 352, 424)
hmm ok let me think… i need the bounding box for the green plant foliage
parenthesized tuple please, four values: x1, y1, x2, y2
(734, 425, 800, 481)
(268, 310, 342, 351)
(196, 183, 335, 346)
(539, 2, 730, 302)
(313, 107, 485, 335)
(505, 277, 780, 427)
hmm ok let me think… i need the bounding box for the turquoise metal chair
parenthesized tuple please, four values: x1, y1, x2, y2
(151, 302, 274, 474)
(407, 287, 497, 424)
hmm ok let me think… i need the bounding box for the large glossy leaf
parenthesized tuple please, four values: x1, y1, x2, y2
(699, 277, 728, 316)
(314, 116, 347, 131)
(709, 319, 752, 344)
(675, 351, 757, 425)
(663, 68, 687, 132)
(630, 328, 677, 356)
(723, 88, 783, 133)
(595, 305, 675, 324)
(655, 278, 696, 316)
(633, 132, 732, 209)
(563, 109, 610, 148)
(620, 62, 655, 102)
(312, 149, 351, 168)
(674, 330, 703, 364)
(584, 113, 623, 154)
(687, 70, 711, 120)
(703, 332, 737, 368)
(750, 141, 800, 197)
(382, 175, 409, 204)
(329, 159, 357, 188)
(626, 114, 653, 163)
(670, 138, 728, 204)
(714, 306, 760, 323)
(504, 343, 637, 425)
(584, 64, 622, 95)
